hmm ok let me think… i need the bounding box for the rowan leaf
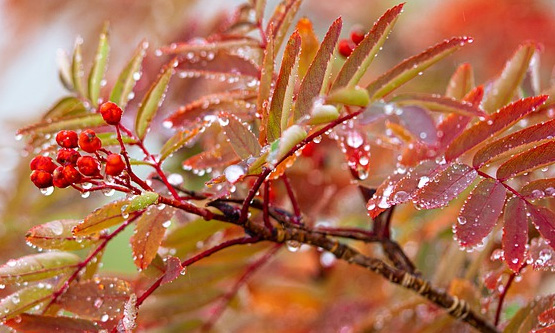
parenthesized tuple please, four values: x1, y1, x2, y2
(73, 199, 131, 236)
(367, 173, 404, 218)
(521, 178, 555, 200)
(388, 160, 446, 205)
(253, 0, 266, 23)
(296, 18, 319, 80)
(17, 113, 105, 138)
(332, 3, 404, 89)
(445, 63, 475, 99)
(162, 219, 230, 257)
(413, 163, 477, 210)
(159, 126, 203, 162)
(88, 23, 110, 107)
(4, 313, 100, 332)
(503, 196, 528, 272)
(267, 0, 302, 53)
(482, 42, 539, 113)
(496, 140, 555, 181)
(56, 277, 131, 320)
(326, 86, 370, 107)
(26, 220, 99, 251)
(257, 26, 275, 145)
(0, 285, 54, 321)
(396, 105, 439, 146)
(131, 206, 175, 270)
(110, 39, 148, 109)
(183, 143, 239, 171)
(71, 37, 86, 97)
(135, 58, 177, 140)
(96, 132, 134, 147)
(0, 252, 80, 284)
(42, 97, 88, 120)
(158, 39, 259, 56)
(268, 31, 301, 142)
(219, 112, 261, 159)
(177, 49, 259, 79)
(528, 204, 555, 250)
(294, 17, 342, 122)
(391, 93, 486, 118)
(504, 294, 555, 333)
(455, 179, 506, 248)
(445, 95, 548, 162)
(473, 118, 555, 168)
(161, 256, 183, 285)
(366, 37, 471, 100)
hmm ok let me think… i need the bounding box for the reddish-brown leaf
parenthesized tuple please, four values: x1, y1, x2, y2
(445, 63, 474, 100)
(366, 37, 471, 100)
(268, 31, 301, 142)
(131, 206, 175, 270)
(161, 256, 183, 285)
(267, 0, 302, 53)
(521, 178, 555, 200)
(182, 143, 239, 171)
(5, 314, 99, 332)
(0, 252, 80, 284)
(445, 95, 548, 162)
(503, 196, 528, 272)
(392, 93, 486, 118)
(26, 220, 98, 251)
(528, 204, 555, 250)
(164, 90, 256, 129)
(396, 105, 439, 146)
(294, 17, 342, 121)
(496, 140, 555, 181)
(296, 18, 319, 80)
(455, 179, 506, 248)
(219, 112, 262, 160)
(528, 237, 555, 271)
(366, 173, 404, 218)
(412, 163, 477, 210)
(257, 26, 275, 145)
(388, 160, 447, 205)
(539, 307, 555, 327)
(176, 49, 259, 78)
(482, 42, 539, 113)
(332, 3, 404, 89)
(473, 118, 555, 168)
(0, 285, 54, 322)
(56, 277, 131, 321)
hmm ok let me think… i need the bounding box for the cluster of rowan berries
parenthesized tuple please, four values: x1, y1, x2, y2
(29, 102, 126, 189)
(338, 27, 366, 58)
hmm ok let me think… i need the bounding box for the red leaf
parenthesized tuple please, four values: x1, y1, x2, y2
(161, 256, 184, 285)
(392, 93, 486, 118)
(445, 95, 548, 162)
(266, 0, 302, 52)
(176, 49, 259, 78)
(366, 173, 404, 218)
(445, 63, 475, 100)
(474, 118, 555, 168)
(528, 237, 555, 271)
(539, 307, 555, 327)
(219, 112, 262, 160)
(396, 105, 439, 146)
(389, 160, 447, 205)
(413, 163, 477, 210)
(267, 31, 301, 142)
(5, 314, 99, 332)
(294, 17, 342, 121)
(332, 3, 404, 89)
(131, 206, 175, 270)
(366, 37, 471, 100)
(182, 143, 239, 172)
(521, 178, 555, 200)
(496, 140, 555, 181)
(502, 196, 528, 272)
(455, 179, 506, 248)
(528, 204, 555, 250)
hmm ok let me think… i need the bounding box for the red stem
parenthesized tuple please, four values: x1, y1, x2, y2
(494, 272, 516, 326)
(263, 181, 272, 230)
(282, 173, 301, 223)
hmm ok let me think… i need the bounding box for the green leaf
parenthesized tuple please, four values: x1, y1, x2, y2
(5, 313, 100, 332)
(257, 26, 275, 145)
(482, 42, 539, 113)
(445, 63, 474, 99)
(308, 104, 339, 125)
(162, 219, 230, 257)
(267, 124, 307, 163)
(131, 206, 175, 269)
(71, 37, 86, 97)
(0, 252, 80, 284)
(332, 3, 404, 89)
(268, 31, 301, 142)
(96, 132, 135, 147)
(135, 59, 177, 140)
(391, 93, 486, 117)
(294, 17, 342, 122)
(17, 113, 105, 137)
(73, 199, 130, 236)
(160, 126, 202, 162)
(0, 285, 55, 321)
(88, 23, 110, 107)
(26, 220, 99, 251)
(127, 191, 160, 213)
(56, 277, 131, 321)
(57, 50, 73, 91)
(366, 37, 472, 100)
(110, 40, 148, 109)
(326, 86, 370, 107)
(42, 97, 88, 120)
(219, 112, 262, 159)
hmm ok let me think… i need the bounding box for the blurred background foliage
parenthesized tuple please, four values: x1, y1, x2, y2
(0, 0, 555, 331)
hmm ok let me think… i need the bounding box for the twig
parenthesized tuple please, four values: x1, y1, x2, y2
(494, 272, 516, 327)
(282, 174, 301, 223)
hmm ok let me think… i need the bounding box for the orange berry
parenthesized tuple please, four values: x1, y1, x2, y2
(79, 130, 102, 153)
(30, 170, 53, 188)
(56, 130, 79, 148)
(30, 156, 57, 173)
(105, 154, 125, 176)
(99, 101, 123, 125)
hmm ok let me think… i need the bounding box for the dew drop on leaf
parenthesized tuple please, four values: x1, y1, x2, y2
(286, 241, 301, 252)
(224, 164, 246, 184)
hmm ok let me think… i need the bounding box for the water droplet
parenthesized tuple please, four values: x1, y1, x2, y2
(167, 173, 183, 186)
(180, 267, 188, 275)
(103, 188, 115, 197)
(162, 220, 172, 228)
(457, 216, 467, 225)
(121, 205, 130, 219)
(101, 314, 110, 322)
(40, 187, 54, 196)
(286, 241, 301, 252)
(320, 252, 336, 267)
(94, 298, 104, 309)
(224, 164, 245, 184)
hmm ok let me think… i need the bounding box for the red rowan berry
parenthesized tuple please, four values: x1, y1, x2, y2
(30, 170, 53, 188)
(77, 156, 100, 176)
(99, 101, 123, 125)
(62, 165, 82, 184)
(52, 166, 71, 188)
(105, 154, 125, 176)
(338, 39, 354, 58)
(30, 155, 57, 173)
(55, 130, 79, 148)
(350, 27, 365, 45)
(56, 148, 81, 165)
(79, 129, 102, 153)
